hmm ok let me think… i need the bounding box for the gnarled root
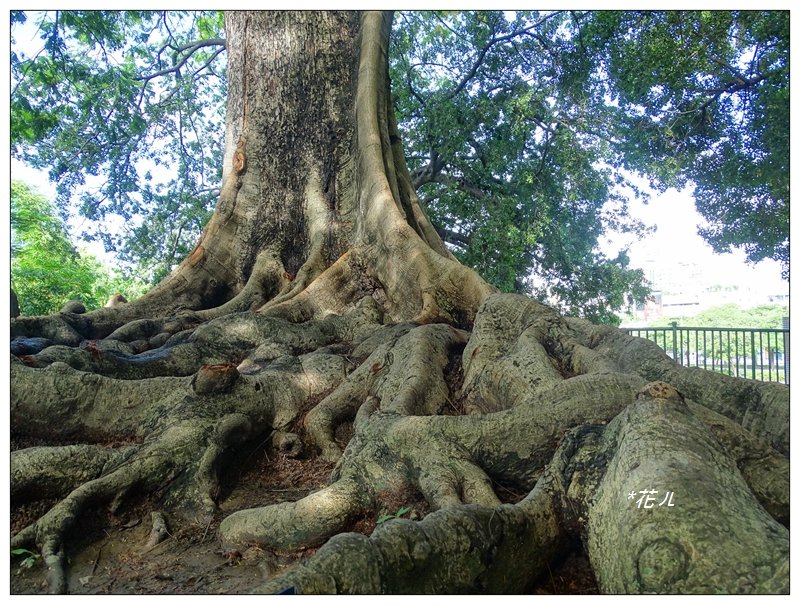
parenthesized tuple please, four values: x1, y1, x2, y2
(305, 322, 469, 462)
(571, 317, 790, 455)
(581, 388, 790, 593)
(11, 444, 137, 502)
(10, 284, 790, 594)
(216, 368, 639, 557)
(244, 379, 789, 594)
(219, 478, 369, 552)
(252, 483, 566, 594)
(217, 294, 788, 594)
(17, 295, 384, 380)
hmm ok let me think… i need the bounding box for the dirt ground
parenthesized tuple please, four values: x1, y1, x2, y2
(10, 436, 598, 595)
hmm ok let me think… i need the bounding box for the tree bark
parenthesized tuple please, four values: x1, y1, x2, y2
(10, 11, 789, 596)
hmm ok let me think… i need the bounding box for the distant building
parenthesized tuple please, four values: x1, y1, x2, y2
(661, 295, 701, 318)
(635, 291, 663, 322)
(627, 260, 789, 325)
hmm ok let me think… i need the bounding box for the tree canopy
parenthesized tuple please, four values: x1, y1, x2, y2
(10, 10, 789, 321)
(586, 11, 789, 275)
(11, 10, 224, 284)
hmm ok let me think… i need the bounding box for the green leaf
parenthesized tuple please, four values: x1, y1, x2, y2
(11, 548, 38, 557)
(11, 180, 149, 315)
(11, 10, 224, 284)
(11, 548, 40, 569)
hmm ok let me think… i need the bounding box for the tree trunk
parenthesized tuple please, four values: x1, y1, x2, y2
(10, 11, 789, 595)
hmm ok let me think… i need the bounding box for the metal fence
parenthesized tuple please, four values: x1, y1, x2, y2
(623, 322, 789, 385)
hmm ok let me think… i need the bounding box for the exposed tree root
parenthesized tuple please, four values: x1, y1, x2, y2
(11, 361, 187, 440)
(216, 294, 787, 593)
(221, 366, 636, 553)
(10, 302, 379, 592)
(583, 388, 789, 593)
(304, 322, 469, 462)
(461, 294, 578, 413)
(11, 288, 790, 594)
(257, 252, 365, 323)
(11, 444, 137, 501)
(251, 475, 567, 594)
(219, 478, 369, 552)
(15, 295, 383, 379)
(192, 250, 292, 321)
(11, 417, 226, 592)
(568, 317, 790, 455)
(241, 377, 789, 594)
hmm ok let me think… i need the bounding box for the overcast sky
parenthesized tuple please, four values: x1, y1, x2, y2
(599, 184, 788, 296)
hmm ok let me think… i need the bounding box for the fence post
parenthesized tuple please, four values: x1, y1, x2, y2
(783, 317, 790, 384)
(670, 321, 678, 364)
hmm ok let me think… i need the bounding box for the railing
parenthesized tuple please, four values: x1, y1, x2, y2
(623, 322, 789, 385)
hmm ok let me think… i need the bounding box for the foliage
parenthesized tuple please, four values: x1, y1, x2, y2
(638, 304, 789, 374)
(11, 181, 148, 315)
(11, 10, 224, 284)
(655, 303, 788, 330)
(583, 11, 789, 277)
(376, 506, 411, 525)
(390, 11, 656, 323)
(10, 10, 788, 320)
(389, 10, 788, 322)
(11, 548, 40, 569)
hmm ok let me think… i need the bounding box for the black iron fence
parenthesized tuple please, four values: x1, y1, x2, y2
(623, 322, 789, 385)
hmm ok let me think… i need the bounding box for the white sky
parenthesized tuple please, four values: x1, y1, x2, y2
(599, 184, 788, 296)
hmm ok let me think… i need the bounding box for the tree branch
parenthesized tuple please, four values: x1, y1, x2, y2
(448, 11, 564, 99)
(410, 150, 444, 190)
(436, 226, 471, 248)
(692, 72, 769, 114)
(420, 172, 488, 201)
(138, 38, 226, 85)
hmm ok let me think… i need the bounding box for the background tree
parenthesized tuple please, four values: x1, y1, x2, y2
(389, 10, 789, 309)
(636, 303, 790, 380)
(10, 180, 147, 315)
(585, 11, 789, 277)
(655, 302, 789, 330)
(10, 11, 788, 596)
(391, 11, 655, 321)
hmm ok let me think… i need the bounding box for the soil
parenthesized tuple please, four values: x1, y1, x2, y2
(10, 447, 598, 595)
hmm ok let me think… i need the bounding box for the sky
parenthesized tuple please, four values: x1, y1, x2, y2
(599, 184, 788, 297)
